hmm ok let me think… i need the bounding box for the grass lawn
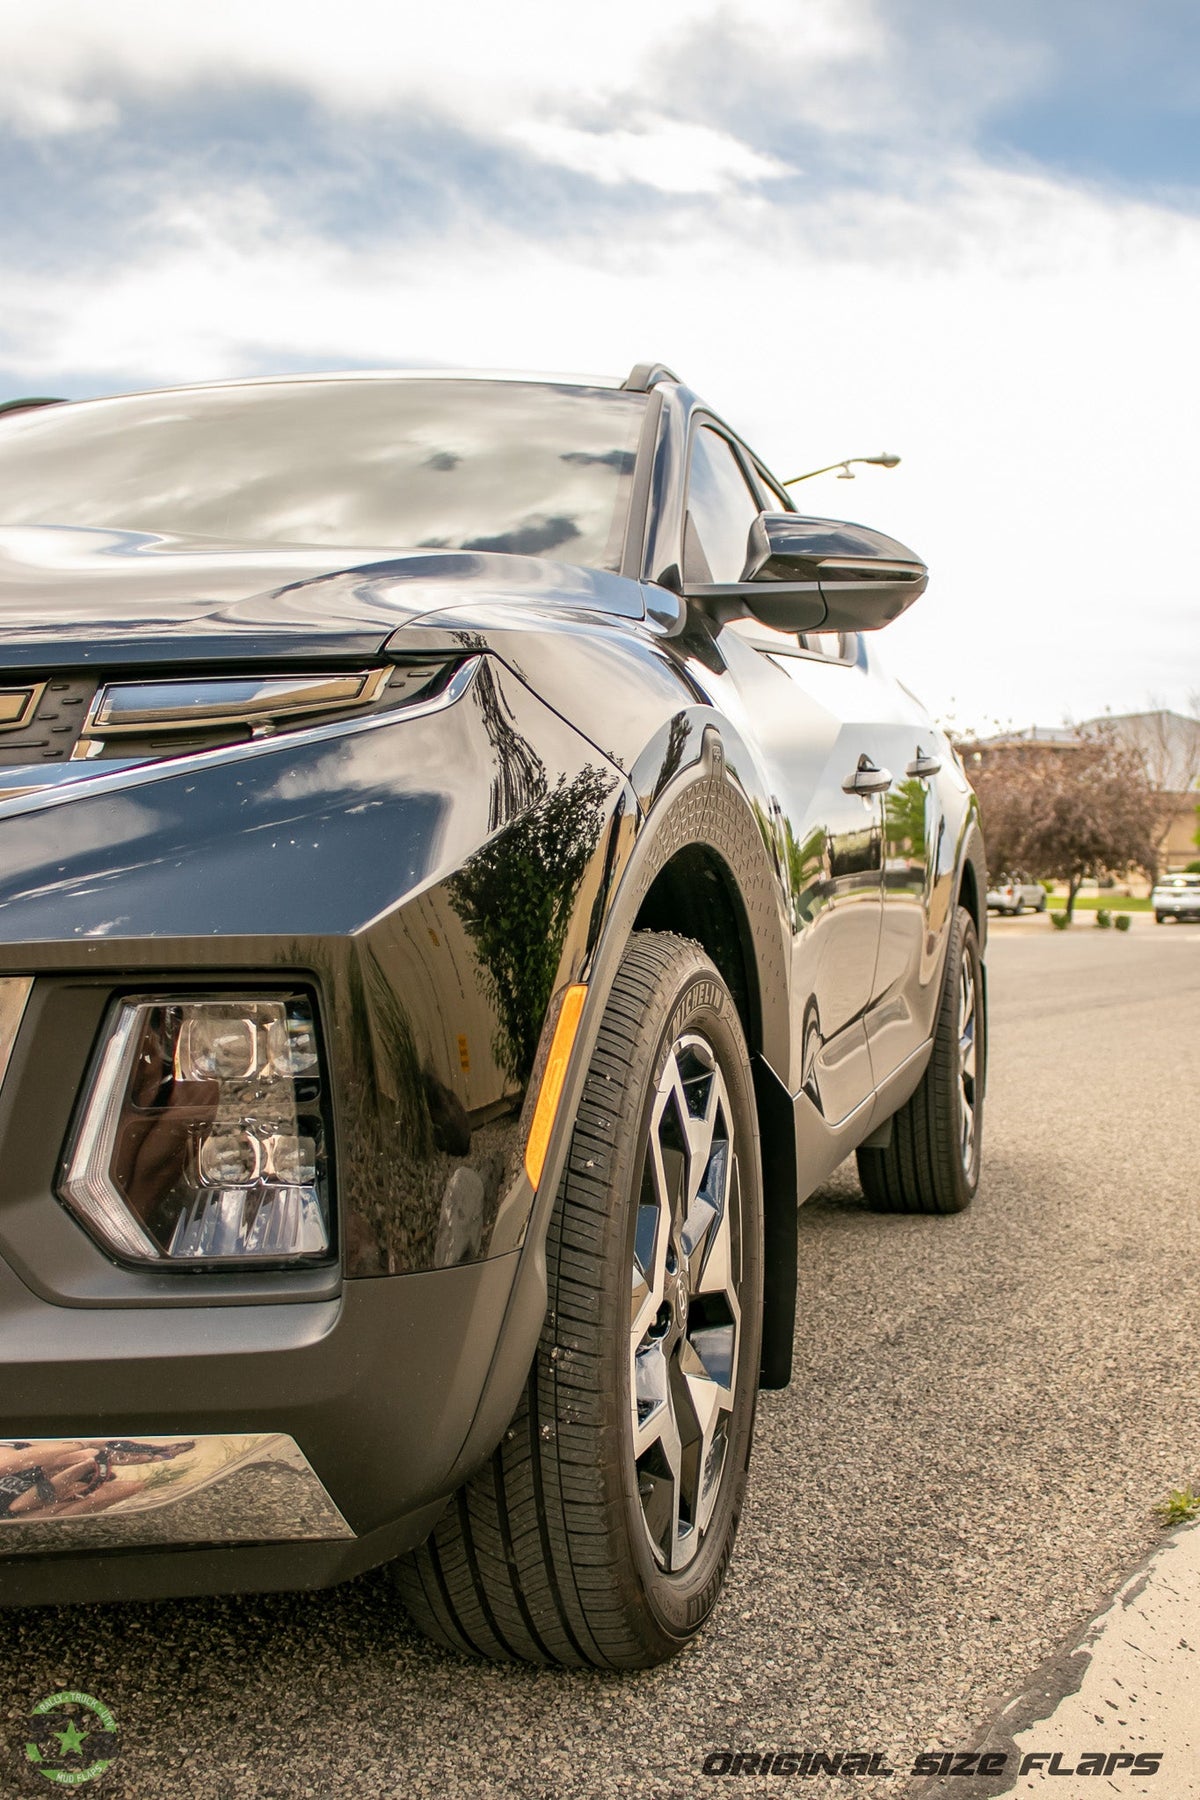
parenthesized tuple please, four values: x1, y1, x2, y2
(1045, 894, 1152, 912)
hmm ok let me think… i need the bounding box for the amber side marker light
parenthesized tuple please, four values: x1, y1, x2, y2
(524, 984, 588, 1188)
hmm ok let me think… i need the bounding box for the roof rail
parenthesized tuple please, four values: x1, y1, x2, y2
(622, 362, 681, 393)
(0, 397, 67, 418)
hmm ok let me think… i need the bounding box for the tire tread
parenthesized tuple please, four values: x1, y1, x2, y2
(856, 905, 983, 1215)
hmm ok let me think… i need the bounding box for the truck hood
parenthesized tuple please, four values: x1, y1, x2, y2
(0, 525, 642, 668)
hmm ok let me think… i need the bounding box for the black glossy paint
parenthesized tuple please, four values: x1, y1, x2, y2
(0, 369, 985, 1603)
(0, 530, 643, 666)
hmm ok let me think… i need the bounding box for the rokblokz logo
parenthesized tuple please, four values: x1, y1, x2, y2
(25, 1691, 119, 1787)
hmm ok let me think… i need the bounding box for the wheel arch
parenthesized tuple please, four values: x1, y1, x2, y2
(959, 851, 982, 932)
(632, 845, 760, 1054)
(954, 814, 989, 1096)
(616, 735, 796, 1389)
(956, 811, 989, 954)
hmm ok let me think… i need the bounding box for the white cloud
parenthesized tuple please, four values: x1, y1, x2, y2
(507, 118, 792, 195)
(0, 0, 874, 140)
(1, 0, 1197, 728)
(6, 154, 1200, 731)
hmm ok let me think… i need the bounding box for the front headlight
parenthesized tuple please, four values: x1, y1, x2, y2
(59, 994, 332, 1265)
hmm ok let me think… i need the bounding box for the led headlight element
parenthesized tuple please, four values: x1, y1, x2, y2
(59, 995, 332, 1264)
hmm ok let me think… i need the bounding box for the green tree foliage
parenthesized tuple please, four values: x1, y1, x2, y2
(966, 725, 1161, 921)
(448, 764, 614, 1082)
(885, 777, 928, 857)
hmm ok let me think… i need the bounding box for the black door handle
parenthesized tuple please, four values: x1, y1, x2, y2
(843, 755, 892, 796)
(905, 747, 942, 779)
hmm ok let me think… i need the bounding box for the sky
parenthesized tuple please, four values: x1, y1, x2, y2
(1, 0, 1199, 730)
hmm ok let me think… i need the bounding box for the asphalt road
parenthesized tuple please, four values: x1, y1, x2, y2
(5, 919, 1199, 1799)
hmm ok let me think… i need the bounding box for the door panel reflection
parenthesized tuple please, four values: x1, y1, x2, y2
(699, 632, 882, 1121)
(332, 662, 626, 1275)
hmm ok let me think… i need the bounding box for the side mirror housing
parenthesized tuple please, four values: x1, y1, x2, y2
(684, 513, 928, 632)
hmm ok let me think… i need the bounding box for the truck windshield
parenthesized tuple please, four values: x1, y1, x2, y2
(0, 379, 647, 573)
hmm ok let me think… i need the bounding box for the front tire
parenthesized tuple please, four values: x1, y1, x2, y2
(856, 904, 984, 1214)
(395, 933, 764, 1668)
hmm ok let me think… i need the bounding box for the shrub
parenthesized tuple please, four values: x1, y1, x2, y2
(1050, 910, 1070, 930)
(1156, 1484, 1200, 1526)
(1095, 907, 1113, 928)
(1115, 912, 1132, 932)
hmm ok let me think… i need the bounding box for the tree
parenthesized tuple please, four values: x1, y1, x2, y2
(964, 724, 1163, 921)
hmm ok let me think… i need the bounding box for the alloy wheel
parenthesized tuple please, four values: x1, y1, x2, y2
(958, 952, 978, 1173)
(629, 1032, 743, 1572)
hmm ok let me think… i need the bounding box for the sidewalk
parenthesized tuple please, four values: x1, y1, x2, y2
(925, 1525, 1200, 1797)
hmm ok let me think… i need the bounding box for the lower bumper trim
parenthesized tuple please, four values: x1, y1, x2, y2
(0, 1433, 353, 1557)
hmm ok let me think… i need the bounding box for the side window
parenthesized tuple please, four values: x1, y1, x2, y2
(749, 463, 794, 513)
(684, 426, 762, 585)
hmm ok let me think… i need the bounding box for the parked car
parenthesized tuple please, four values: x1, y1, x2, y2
(986, 871, 1047, 915)
(0, 365, 987, 1666)
(1152, 873, 1200, 923)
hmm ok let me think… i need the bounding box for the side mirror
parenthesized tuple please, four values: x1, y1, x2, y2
(684, 513, 928, 632)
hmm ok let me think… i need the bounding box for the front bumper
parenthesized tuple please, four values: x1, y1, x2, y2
(0, 650, 632, 1604)
(0, 1247, 522, 1605)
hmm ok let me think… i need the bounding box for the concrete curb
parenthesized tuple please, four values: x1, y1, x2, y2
(920, 1524, 1200, 1797)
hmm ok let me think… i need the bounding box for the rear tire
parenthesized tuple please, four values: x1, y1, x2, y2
(394, 932, 764, 1668)
(856, 904, 984, 1215)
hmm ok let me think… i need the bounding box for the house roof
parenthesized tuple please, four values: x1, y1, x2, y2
(970, 710, 1200, 794)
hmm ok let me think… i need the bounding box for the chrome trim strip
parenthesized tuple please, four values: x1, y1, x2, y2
(80, 666, 391, 741)
(57, 1005, 160, 1262)
(0, 1433, 354, 1555)
(0, 977, 32, 1092)
(0, 656, 482, 824)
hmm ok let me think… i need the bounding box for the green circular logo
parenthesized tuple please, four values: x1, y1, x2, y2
(25, 1692, 118, 1787)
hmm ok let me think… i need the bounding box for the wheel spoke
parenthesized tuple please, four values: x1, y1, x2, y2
(959, 1020, 976, 1080)
(633, 1347, 684, 1567)
(632, 1339, 671, 1456)
(678, 1336, 732, 1537)
(632, 1119, 676, 1342)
